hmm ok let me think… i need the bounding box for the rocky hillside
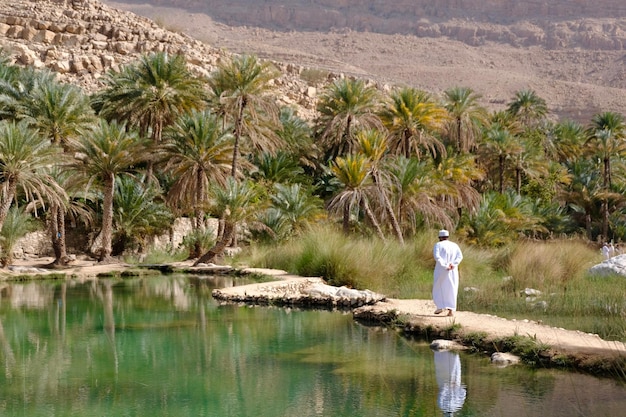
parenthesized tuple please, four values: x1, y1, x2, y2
(2, 0, 626, 122)
(0, 0, 320, 118)
(103, 0, 626, 122)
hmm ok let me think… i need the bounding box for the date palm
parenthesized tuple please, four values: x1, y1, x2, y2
(69, 120, 148, 262)
(0, 120, 65, 234)
(316, 78, 382, 161)
(264, 183, 324, 239)
(194, 178, 264, 265)
(506, 89, 548, 128)
(112, 176, 173, 255)
(585, 120, 626, 239)
(561, 160, 605, 240)
(551, 120, 586, 163)
(387, 156, 454, 235)
(380, 87, 448, 160)
(442, 86, 489, 153)
(16, 78, 96, 265)
(328, 154, 385, 239)
(0, 207, 34, 267)
(162, 109, 234, 229)
(276, 106, 318, 172)
(479, 124, 523, 194)
(208, 54, 282, 177)
(0, 67, 57, 121)
(356, 128, 404, 242)
(18, 80, 96, 150)
(93, 52, 207, 179)
(434, 153, 483, 216)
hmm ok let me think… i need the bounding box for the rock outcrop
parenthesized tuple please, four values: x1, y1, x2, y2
(212, 276, 386, 308)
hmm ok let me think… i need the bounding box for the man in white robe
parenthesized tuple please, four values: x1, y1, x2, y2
(433, 229, 463, 316)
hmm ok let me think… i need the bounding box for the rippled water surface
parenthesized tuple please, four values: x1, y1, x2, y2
(0, 275, 624, 416)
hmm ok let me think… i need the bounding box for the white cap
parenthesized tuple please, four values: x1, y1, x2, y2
(438, 229, 449, 237)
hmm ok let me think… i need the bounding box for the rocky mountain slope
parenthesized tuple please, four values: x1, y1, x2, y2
(0, 0, 318, 118)
(1, 0, 626, 123)
(103, 0, 626, 122)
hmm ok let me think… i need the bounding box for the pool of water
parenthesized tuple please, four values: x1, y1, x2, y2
(0, 274, 624, 416)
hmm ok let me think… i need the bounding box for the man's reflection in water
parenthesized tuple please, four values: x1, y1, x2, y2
(433, 350, 467, 416)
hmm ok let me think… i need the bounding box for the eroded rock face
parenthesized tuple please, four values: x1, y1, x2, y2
(117, 0, 626, 50)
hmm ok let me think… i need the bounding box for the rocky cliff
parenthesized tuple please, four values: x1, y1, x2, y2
(118, 0, 626, 50)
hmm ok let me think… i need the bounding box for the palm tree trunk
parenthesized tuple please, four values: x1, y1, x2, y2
(231, 101, 246, 177)
(99, 173, 115, 262)
(194, 221, 235, 265)
(342, 203, 350, 234)
(585, 212, 592, 241)
(361, 200, 385, 240)
(50, 204, 69, 266)
(498, 155, 505, 194)
(456, 117, 462, 153)
(603, 158, 611, 239)
(373, 172, 403, 243)
(0, 180, 17, 233)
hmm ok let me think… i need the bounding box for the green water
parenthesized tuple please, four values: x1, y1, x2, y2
(0, 275, 624, 417)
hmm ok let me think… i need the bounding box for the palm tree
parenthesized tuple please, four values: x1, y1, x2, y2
(316, 78, 382, 161)
(461, 191, 546, 246)
(0, 207, 35, 267)
(506, 89, 548, 127)
(328, 154, 385, 239)
(16, 78, 96, 265)
(264, 183, 323, 239)
(387, 156, 454, 235)
(433, 153, 483, 217)
(194, 178, 264, 265)
(379, 87, 448, 160)
(0, 67, 57, 122)
(0, 120, 65, 233)
(112, 176, 173, 255)
(442, 86, 489, 153)
(561, 160, 605, 240)
(69, 120, 147, 262)
(584, 112, 626, 239)
(252, 152, 306, 186)
(162, 109, 234, 229)
(509, 137, 549, 195)
(93, 52, 207, 179)
(275, 106, 318, 172)
(18, 80, 96, 150)
(356, 128, 404, 242)
(479, 124, 523, 193)
(551, 120, 586, 163)
(208, 54, 282, 177)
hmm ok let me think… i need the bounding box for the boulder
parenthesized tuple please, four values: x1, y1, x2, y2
(588, 254, 626, 277)
(491, 352, 520, 367)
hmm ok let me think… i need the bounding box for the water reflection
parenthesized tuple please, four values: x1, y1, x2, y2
(0, 276, 624, 416)
(433, 350, 467, 416)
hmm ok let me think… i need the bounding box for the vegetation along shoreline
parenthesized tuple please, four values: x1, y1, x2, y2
(0, 0, 625, 383)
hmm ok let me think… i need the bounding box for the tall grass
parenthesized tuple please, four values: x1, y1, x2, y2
(240, 227, 626, 341)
